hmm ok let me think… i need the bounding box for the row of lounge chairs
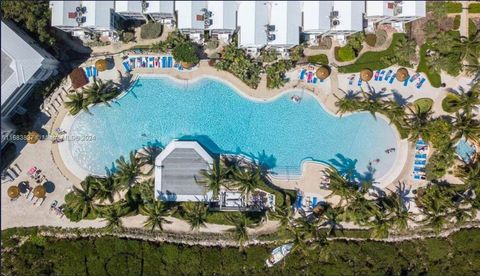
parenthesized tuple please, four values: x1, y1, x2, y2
(83, 66, 98, 78)
(122, 55, 176, 72)
(299, 69, 324, 84)
(413, 139, 429, 181)
(294, 193, 319, 210)
(373, 70, 426, 88)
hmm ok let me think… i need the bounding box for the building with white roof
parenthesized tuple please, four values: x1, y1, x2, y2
(155, 140, 213, 202)
(237, 1, 268, 52)
(207, 1, 237, 42)
(175, 0, 207, 42)
(366, 1, 426, 31)
(115, 1, 174, 24)
(50, 1, 117, 41)
(302, 1, 365, 45)
(269, 1, 301, 49)
(1, 21, 59, 148)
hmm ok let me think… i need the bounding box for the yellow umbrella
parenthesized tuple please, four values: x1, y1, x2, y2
(7, 186, 20, 199)
(95, 59, 108, 72)
(26, 131, 40, 144)
(315, 66, 330, 80)
(33, 185, 46, 198)
(360, 68, 373, 82)
(396, 68, 409, 82)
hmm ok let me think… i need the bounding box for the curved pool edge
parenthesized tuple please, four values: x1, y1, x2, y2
(58, 74, 409, 188)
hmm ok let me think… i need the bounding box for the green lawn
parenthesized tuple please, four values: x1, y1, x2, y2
(307, 54, 329, 65)
(414, 98, 434, 114)
(469, 3, 480, 13)
(416, 44, 442, 88)
(445, 2, 462, 13)
(338, 33, 405, 73)
(469, 19, 478, 37)
(441, 93, 461, 113)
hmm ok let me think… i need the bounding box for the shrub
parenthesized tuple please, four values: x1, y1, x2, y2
(469, 19, 478, 37)
(205, 39, 219, 50)
(307, 54, 329, 65)
(365, 33, 377, 47)
(140, 22, 162, 39)
(445, 2, 462, 13)
(208, 52, 220, 59)
(416, 43, 442, 88)
(375, 29, 388, 47)
(441, 93, 461, 113)
(121, 31, 135, 43)
(336, 46, 356, 62)
(413, 98, 433, 114)
(318, 37, 332, 49)
(172, 42, 199, 64)
(470, 3, 480, 13)
(453, 15, 461, 30)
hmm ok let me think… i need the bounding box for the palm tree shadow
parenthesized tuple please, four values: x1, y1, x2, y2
(391, 90, 413, 107)
(328, 153, 359, 181)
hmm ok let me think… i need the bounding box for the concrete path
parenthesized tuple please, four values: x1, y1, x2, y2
(460, 1, 470, 37)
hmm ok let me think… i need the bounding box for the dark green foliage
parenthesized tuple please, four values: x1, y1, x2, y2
(307, 54, 329, 65)
(470, 3, 480, 13)
(469, 19, 478, 37)
(453, 15, 461, 30)
(417, 43, 442, 88)
(3, 229, 480, 275)
(335, 46, 356, 61)
(140, 22, 163, 39)
(365, 33, 377, 47)
(172, 42, 200, 64)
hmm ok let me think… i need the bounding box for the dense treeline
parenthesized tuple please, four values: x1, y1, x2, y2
(2, 228, 480, 275)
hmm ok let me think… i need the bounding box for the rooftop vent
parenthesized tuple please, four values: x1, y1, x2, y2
(330, 11, 339, 17)
(332, 19, 340, 26)
(267, 34, 275, 41)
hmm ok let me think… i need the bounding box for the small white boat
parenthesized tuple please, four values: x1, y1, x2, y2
(265, 243, 293, 267)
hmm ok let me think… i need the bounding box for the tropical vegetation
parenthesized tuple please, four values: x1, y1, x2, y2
(140, 22, 162, 39)
(64, 79, 120, 115)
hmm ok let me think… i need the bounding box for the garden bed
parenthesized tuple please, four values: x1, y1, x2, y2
(416, 43, 442, 88)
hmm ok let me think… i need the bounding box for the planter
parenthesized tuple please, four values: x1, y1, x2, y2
(181, 62, 194, 69)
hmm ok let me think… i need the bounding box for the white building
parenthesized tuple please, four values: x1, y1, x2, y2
(237, 1, 268, 53)
(155, 141, 213, 202)
(269, 1, 301, 50)
(50, 1, 117, 41)
(366, 1, 426, 32)
(175, 0, 207, 43)
(302, 1, 365, 45)
(115, 1, 175, 24)
(1, 21, 59, 148)
(207, 1, 237, 42)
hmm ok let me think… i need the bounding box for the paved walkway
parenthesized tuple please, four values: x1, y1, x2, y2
(460, 1, 470, 37)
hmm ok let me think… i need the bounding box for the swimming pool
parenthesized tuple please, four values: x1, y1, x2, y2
(63, 76, 399, 181)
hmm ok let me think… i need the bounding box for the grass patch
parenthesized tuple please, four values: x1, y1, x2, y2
(453, 15, 461, 30)
(307, 54, 329, 65)
(140, 22, 163, 39)
(445, 2, 462, 13)
(469, 19, 478, 37)
(416, 43, 442, 88)
(205, 211, 263, 225)
(414, 98, 434, 114)
(338, 33, 405, 73)
(441, 93, 461, 113)
(469, 3, 480, 13)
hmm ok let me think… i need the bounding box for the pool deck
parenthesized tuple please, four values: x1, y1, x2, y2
(2, 55, 475, 232)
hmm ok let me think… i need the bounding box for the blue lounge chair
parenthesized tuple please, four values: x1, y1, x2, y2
(148, 57, 154, 68)
(86, 66, 93, 78)
(358, 79, 363, 86)
(129, 57, 135, 68)
(415, 154, 427, 159)
(417, 140, 426, 145)
(414, 174, 421, 180)
(295, 195, 303, 209)
(417, 78, 426, 89)
(320, 78, 324, 83)
(313, 77, 318, 84)
(384, 70, 392, 81)
(161, 56, 167, 68)
(92, 66, 97, 77)
(403, 78, 409, 86)
(311, 197, 318, 207)
(299, 69, 306, 80)
(122, 61, 131, 72)
(167, 56, 173, 68)
(414, 167, 424, 172)
(388, 74, 396, 84)
(379, 70, 385, 81)
(415, 160, 426, 165)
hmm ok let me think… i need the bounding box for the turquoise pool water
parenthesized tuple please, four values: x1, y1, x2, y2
(68, 76, 398, 180)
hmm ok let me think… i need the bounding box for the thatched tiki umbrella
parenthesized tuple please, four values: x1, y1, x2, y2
(95, 59, 108, 72)
(7, 186, 20, 199)
(26, 131, 40, 144)
(33, 185, 46, 198)
(315, 66, 331, 80)
(360, 68, 373, 82)
(396, 67, 409, 82)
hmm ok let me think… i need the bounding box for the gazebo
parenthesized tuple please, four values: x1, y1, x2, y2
(7, 186, 20, 199)
(360, 68, 373, 82)
(95, 59, 108, 72)
(315, 66, 331, 80)
(396, 68, 409, 82)
(26, 131, 40, 144)
(33, 185, 46, 198)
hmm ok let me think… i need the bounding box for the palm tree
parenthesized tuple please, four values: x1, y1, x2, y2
(65, 92, 89, 115)
(102, 205, 124, 230)
(199, 160, 231, 199)
(68, 176, 99, 218)
(324, 167, 356, 205)
(115, 151, 142, 188)
(370, 211, 391, 239)
(181, 202, 209, 230)
(452, 112, 480, 143)
(447, 85, 480, 116)
(83, 79, 119, 106)
(382, 190, 413, 232)
(232, 166, 264, 202)
(320, 206, 343, 237)
(137, 146, 162, 175)
(93, 172, 120, 204)
(270, 203, 295, 228)
(460, 33, 480, 68)
(141, 201, 171, 232)
(385, 99, 407, 126)
(417, 185, 455, 232)
(226, 213, 249, 251)
(405, 105, 433, 142)
(334, 89, 362, 115)
(394, 36, 417, 65)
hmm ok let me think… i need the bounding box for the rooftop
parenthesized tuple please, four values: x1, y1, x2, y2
(176, 0, 207, 30)
(155, 141, 213, 202)
(50, 1, 114, 29)
(237, 1, 268, 48)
